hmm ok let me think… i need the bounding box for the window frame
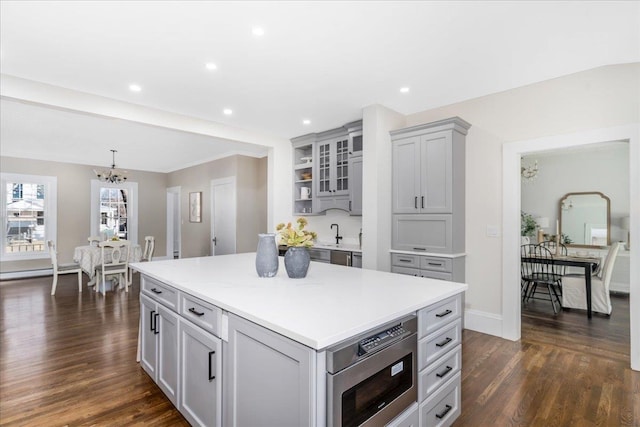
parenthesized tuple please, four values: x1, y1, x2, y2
(1, 173, 57, 261)
(90, 180, 138, 245)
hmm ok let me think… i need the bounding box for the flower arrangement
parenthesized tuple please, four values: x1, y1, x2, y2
(276, 218, 317, 247)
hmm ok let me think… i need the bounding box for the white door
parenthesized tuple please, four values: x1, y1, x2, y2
(166, 187, 181, 259)
(210, 177, 236, 256)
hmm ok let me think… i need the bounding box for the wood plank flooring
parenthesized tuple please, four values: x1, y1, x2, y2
(1, 274, 638, 426)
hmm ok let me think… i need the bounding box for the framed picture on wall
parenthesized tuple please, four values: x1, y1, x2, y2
(189, 192, 202, 223)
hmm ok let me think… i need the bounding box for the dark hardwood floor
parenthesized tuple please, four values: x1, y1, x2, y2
(1, 275, 638, 426)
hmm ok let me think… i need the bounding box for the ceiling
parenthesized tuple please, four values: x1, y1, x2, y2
(1, 1, 638, 172)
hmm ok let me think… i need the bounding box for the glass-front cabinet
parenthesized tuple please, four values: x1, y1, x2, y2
(291, 120, 362, 216)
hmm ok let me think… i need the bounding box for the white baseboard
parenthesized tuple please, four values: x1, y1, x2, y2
(610, 281, 630, 293)
(463, 309, 504, 338)
(0, 268, 53, 281)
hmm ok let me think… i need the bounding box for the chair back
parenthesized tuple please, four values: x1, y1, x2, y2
(598, 242, 620, 280)
(142, 236, 155, 262)
(47, 240, 58, 271)
(521, 244, 539, 279)
(87, 236, 102, 246)
(600, 242, 621, 291)
(99, 240, 130, 272)
(539, 241, 567, 274)
(522, 244, 559, 282)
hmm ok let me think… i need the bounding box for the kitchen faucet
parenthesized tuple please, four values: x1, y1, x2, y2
(331, 224, 343, 245)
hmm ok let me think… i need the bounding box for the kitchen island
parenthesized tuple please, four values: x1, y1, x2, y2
(132, 252, 467, 427)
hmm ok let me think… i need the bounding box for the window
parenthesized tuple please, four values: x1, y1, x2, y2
(1, 173, 57, 260)
(90, 180, 138, 244)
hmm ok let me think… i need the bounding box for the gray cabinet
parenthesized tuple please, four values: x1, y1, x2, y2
(391, 117, 469, 255)
(291, 120, 363, 215)
(417, 294, 462, 426)
(179, 319, 222, 427)
(391, 253, 465, 283)
(224, 313, 315, 427)
(140, 293, 180, 406)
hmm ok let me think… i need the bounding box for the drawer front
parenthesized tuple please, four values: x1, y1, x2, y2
(418, 295, 461, 338)
(392, 266, 421, 277)
(392, 214, 452, 253)
(307, 248, 330, 262)
(391, 253, 420, 268)
(141, 275, 178, 311)
(419, 373, 461, 427)
(386, 402, 418, 427)
(180, 293, 222, 337)
(418, 345, 461, 402)
(421, 271, 453, 281)
(418, 319, 461, 371)
(420, 257, 452, 273)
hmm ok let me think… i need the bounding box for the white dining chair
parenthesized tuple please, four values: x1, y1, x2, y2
(561, 242, 621, 315)
(96, 240, 130, 295)
(48, 240, 83, 296)
(87, 236, 102, 246)
(128, 236, 155, 285)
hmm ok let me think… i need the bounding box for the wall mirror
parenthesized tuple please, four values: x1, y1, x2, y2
(559, 192, 610, 248)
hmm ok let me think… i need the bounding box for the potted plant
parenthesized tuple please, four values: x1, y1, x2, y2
(521, 211, 537, 244)
(276, 218, 317, 278)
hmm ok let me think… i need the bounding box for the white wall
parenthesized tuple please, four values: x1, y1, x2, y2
(521, 143, 630, 243)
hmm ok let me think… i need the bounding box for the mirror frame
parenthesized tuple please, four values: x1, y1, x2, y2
(559, 191, 611, 248)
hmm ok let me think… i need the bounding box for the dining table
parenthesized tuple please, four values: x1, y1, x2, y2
(521, 253, 601, 318)
(74, 242, 142, 288)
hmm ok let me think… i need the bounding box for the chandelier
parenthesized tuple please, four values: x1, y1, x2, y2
(94, 150, 128, 184)
(521, 158, 538, 182)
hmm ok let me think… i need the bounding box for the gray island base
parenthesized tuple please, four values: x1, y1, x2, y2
(132, 253, 466, 427)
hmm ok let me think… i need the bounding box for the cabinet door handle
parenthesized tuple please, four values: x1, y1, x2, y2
(347, 254, 351, 266)
(436, 337, 452, 347)
(189, 307, 205, 316)
(436, 309, 453, 318)
(151, 287, 162, 294)
(435, 404, 453, 419)
(414, 196, 418, 209)
(421, 196, 424, 209)
(436, 365, 453, 378)
(208, 350, 216, 381)
(153, 313, 160, 335)
(349, 201, 352, 211)
(150, 310, 156, 332)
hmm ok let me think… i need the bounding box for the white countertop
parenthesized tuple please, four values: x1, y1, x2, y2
(132, 253, 466, 350)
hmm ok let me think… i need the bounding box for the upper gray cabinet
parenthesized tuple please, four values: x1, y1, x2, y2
(291, 120, 363, 216)
(390, 117, 470, 254)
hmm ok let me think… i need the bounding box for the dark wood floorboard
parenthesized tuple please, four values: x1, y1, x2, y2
(1, 275, 638, 426)
(453, 293, 639, 427)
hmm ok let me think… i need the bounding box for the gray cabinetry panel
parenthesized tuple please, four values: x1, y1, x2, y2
(349, 156, 363, 215)
(157, 305, 180, 405)
(392, 136, 422, 214)
(224, 313, 315, 427)
(140, 293, 157, 377)
(420, 131, 453, 214)
(393, 215, 452, 253)
(179, 320, 222, 427)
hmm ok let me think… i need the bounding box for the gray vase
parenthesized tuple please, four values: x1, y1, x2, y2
(255, 233, 278, 278)
(284, 246, 310, 278)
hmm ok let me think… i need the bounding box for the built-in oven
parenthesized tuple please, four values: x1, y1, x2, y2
(326, 315, 418, 427)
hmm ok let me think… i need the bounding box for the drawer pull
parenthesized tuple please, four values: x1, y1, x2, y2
(208, 350, 216, 381)
(436, 365, 453, 378)
(436, 337, 452, 347)
(399, 258, 412, 263)
(436, 309, 453, 318)
(151, 287, 163, 294)
(428, 262, 443, 266)
(189, 307, 205, 316)
(412, 247, 426, 251)
(435, 404, 453, 419)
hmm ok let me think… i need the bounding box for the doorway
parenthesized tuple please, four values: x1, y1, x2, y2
(166, 186, 181, 259)
(210, 177, 236, 256)
(502, 124, 639, 371)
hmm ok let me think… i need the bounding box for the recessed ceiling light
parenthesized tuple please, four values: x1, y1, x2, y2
(129, 84, 142, 92)
(252, 26, 265, 37)
(303, 119, 311, 125)
(205, 63, 217, 70)
(400, 87, 410, 93)
(223, 108, 233, 115)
